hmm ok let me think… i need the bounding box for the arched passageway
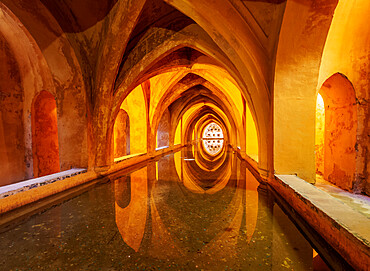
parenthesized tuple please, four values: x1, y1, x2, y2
(0, 0, 369, 270)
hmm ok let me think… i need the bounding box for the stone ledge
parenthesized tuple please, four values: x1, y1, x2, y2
(0, 169, 87, 199)
(272, 175, 370, 271)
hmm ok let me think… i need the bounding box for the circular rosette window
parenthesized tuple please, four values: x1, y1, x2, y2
(202, 122, 224, 155)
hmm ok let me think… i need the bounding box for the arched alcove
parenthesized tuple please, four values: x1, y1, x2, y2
(32, 91, 60, 177)
(318, 73, 357, 191)
(156, 108, 170, 149)
(119, 84, 147, 155)
(114, 109, 130, 158)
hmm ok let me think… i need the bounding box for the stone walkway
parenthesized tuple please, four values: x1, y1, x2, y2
(315, 175, 370, 219)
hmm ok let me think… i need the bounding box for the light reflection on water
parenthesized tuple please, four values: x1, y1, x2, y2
(0, 146, 329, 270)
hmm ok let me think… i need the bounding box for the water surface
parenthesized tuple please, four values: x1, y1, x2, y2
(0, 147, 327, 270)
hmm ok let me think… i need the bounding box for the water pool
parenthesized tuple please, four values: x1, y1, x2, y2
(0, 148, 331, 270)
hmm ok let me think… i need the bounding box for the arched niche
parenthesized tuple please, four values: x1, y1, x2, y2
(114, 109, 130, 158)
(156, 108, 170, 149)
(119, 84, 147, 155)
(318, 73, 357, 191)
(32, 90, 60, 177)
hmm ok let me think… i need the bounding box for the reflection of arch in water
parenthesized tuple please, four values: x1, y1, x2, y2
(175, 145, 234, 194)
(32, 91, 60, 177)
(194, 146, 228, 172)
(113, 156, 261, 260)
(114, 176, 131, 209)
(152, 156, 260, 260)
(114, 168, 148, 252)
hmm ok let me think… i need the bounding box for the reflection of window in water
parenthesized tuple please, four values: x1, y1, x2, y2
(202, 122, 224, 155)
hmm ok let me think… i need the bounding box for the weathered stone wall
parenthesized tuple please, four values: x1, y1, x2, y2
(318, 0, 370, 194)
(32, 91, 60, 177)
(0, 35, 26, 186)
(320, 74, 357, 191)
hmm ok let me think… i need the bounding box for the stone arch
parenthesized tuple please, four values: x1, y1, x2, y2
(149, 75, 244, 153)
(110, 36, 270, 175)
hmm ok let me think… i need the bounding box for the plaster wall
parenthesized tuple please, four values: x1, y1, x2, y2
(0, 35, 26, 186)
(1, 1, 88, 172)
(274, 0, 338, 183)
(317, 0, 370, 194)
(320, 75, 357, 191)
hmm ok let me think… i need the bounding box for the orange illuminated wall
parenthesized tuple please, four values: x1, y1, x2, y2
(32, 91, 60, 177)
(114, 109, 130, 158)
(174, 118, 182, 145)
(319, 74, 357, 190)
(245, 105, 258, 162)
(120, 85, 147, 154)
